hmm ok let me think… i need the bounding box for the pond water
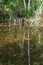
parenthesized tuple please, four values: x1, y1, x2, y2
(0, 23, 43, 65)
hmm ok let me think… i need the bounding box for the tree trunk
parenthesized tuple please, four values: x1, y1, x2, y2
(28, 0, 30, 11)
(23, 0, 26, 10)
(28, 30, 30, 65)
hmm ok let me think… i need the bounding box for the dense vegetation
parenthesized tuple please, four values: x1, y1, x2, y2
(0, 0, 43, 65)
(0, 0, 43, 22)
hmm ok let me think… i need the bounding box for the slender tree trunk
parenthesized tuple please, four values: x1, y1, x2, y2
(28, 0, 30, 11)
(28, 30, 30, 65)
(23, 0, 26, 10)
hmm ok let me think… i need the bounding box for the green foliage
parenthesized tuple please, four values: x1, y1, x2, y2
(0, 0, 43, 22)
